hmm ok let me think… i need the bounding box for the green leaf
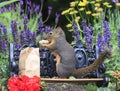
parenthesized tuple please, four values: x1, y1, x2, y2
(105, 71, 113, 76)
(0, 12, 11, 20)
(0, 0, 19, 8)
(97, 87, 109, 91)
(86, 84, 98, 91)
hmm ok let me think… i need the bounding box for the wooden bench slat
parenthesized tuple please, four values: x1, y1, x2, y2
(41, 78, 104, 83)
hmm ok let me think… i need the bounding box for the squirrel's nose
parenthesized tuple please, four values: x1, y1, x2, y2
(44, 37, 47, 40)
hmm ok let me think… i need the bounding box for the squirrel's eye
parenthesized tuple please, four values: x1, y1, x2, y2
(49, 32, 53, 35)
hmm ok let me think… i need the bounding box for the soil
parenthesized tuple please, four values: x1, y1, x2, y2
(45, 83, 86, 91)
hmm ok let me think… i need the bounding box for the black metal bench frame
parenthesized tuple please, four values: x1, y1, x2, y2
(9, 41, 109, 87)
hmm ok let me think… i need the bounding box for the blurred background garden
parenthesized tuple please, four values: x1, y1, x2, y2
(0, 0, 120, 91)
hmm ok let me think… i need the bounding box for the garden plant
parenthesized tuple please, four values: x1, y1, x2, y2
(0, 0, 120, 91)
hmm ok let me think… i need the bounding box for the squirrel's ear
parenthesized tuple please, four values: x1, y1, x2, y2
(56, 27, 66, 38)
(56, 27, 63, 34)
(56, 27, 62, 30)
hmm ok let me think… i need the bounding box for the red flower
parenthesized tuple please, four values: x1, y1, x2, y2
(8, 75, 41, 91)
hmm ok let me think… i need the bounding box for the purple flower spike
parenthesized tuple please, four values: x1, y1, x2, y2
(38, 21, 43, 33)
(112, 0, 118, 3)
(24, 15, 28, 31)
(48, 6, 52, 15)
(27, 0, 31, 6)
(15, 42, 21, 49)
(25, 28, 32, 42)
(81, 20, 94, 50)
(0, 37, 7, 52)
(97, 34, 105, 51)
(0, 23, 7, 36)
(20, 30, 25, 44)
(72, 21, 80, 42)
(35, 5, 40, 12)
(20, 0, 24, 5)
(32, 32, 37, 43)
(102, 20, 111, 46)
(24, 15, 28, 24)
(89, 24, 93, 35)
(55, 13, 60, 26)
(45, 26, 51, 33)
(11, 20, 18, 42)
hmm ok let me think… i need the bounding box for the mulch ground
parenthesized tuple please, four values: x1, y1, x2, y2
(45, 83, 86, 91)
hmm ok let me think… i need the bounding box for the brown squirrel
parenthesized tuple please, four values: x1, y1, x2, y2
(39, 27, 111, 78)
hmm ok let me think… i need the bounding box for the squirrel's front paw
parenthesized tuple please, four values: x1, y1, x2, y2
(39, 40, 49, 47)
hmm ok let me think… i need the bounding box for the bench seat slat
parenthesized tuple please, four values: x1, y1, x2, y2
(41, 78, 104, 83)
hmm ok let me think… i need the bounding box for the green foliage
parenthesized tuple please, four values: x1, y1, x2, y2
(0, 52, 9, 91)
(0, 0, 18, 8)
(85, 82, 117, 91)
(86, 84, 98, 91)
(104, 6, 120, 78)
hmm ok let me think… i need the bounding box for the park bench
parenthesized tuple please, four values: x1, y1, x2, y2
(9, 40, 109, 87)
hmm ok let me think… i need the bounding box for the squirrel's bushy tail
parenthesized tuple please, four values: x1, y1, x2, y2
(72, 48, 111, 76)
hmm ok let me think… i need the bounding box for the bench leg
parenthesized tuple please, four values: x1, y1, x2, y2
(96, 76, 109, 87)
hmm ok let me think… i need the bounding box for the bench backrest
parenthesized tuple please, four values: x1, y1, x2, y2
(9, 41, 106, 78)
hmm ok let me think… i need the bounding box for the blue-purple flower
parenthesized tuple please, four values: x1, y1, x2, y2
(82, 20, 94, 50)
(26, 0, 31, 6)
(11, 20, 18, 42)
(35, 5, 40, 12)
(14, 42, 21, 49)
(45, 26, 51, 33)
(0, 36, 7, 52)
(97, 34, 105, 51)
(20, 0, 24, 5)
(102, 20, 111, 47)
(0, 23, 7, 36)
(25, 28, 32, 42)
(112, 0, 119, 3)
(55, 13, 60, 26)
(72, 21, 80, 42)
(32, 32, 37, 43)
(48, 6, 52, 15)
(38, 21, 44, 34)
(19, 30, 25, 44)
(24, 15, 28, 31)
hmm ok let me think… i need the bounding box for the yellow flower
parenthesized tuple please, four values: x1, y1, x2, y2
(68, 8, 74, 11)
(61, 9, 70, 15)
(78, 2, 86, 6)
(69, 10, 78, 14)
(86, 11, 92, 14)
(103, 2, 109, 6)
(95, 7, 98, 10)
(90, 1, 95, 4)
(92, 13, 100, 16)
(66, 24, 72, 28)
(116, 3, 120, 6)
(70, 1, 78, 7)
(68, 29, 73, 32)
(106, 5, 112, 8)
(78, 0, 88, 6)
(97, 8, 103, 12)
(79, 8, 85, 11)
(83, 0, 89, 4)
(75, 16, 80, 22)
(96, 0, 102, 2)
(95, 3, 100, 7)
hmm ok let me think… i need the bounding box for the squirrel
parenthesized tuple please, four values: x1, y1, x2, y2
(39, 27, 111, 78)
